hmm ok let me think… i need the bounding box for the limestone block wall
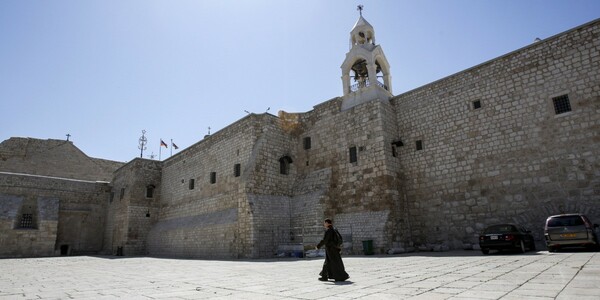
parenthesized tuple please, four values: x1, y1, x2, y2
(245, 116, 297, 196)
(148, 115, 261, 258)
(247, 194, 292, 257)
(281, 98, 402, 253)
(104, 170, 130, 255)
(0, 173, 109, 257)
(0, 138, 123, 182)
(290, 168, 332, 231)
(147, 206, 238, 258)
(392, 19, 600, 248)
(243, 115, 305, 257)
(104, 159, 162, 256)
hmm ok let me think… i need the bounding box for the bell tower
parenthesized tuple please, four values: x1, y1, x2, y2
(341, 6, 393, 111)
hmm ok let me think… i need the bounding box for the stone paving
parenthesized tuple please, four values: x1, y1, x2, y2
(0, 250, 599, 299)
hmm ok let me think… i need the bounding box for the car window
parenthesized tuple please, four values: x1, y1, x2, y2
(484, 225, 516, 233)
(547, 216, 584, 227)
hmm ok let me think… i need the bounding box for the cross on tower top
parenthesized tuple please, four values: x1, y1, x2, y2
(357, 4, 364, 17)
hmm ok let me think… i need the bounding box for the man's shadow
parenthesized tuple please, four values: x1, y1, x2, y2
(322, 280, 353, 285)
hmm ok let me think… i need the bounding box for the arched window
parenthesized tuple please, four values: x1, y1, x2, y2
(279, 156, 293, 175)
(146, 185, 155, 198)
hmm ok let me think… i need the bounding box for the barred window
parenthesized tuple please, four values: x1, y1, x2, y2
(19, 214, 34, 229)
(552, 94, 571, 115)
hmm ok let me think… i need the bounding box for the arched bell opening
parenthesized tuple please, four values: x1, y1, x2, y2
(374, 58, 391, 92)
(352, 30, 375, 46)
(350, 59, 369, 91)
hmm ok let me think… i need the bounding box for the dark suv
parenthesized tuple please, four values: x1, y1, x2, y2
(544, 214, 599, 252)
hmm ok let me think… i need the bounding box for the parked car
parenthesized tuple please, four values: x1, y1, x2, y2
(544, 214, 599, 252)
(479, 224, 536, 254)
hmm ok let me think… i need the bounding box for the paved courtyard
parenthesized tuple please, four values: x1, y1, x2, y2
(1, 250, 599, 299)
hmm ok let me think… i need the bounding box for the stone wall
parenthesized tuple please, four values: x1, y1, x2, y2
(3, 19, 598, 260)
(148, 115, 262, 258)
(0, 138, 123, 182)
(0, 172, 109, 257)
(392, 19, 600, 248)
(104, 158, 162, 256)
(283, 98, 402, 254)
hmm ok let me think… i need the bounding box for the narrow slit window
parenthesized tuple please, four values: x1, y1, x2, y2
(234, 164, 241, 177)
(349, 146, 357, 163)
(189, 179, 195, 190)
(210, 172, 217, 184)
(472, 100, 482, 109)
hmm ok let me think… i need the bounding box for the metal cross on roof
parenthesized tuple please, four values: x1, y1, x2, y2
(357, 4, 364, 17)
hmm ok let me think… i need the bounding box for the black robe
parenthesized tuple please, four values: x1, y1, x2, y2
(317, 226, 349, 281)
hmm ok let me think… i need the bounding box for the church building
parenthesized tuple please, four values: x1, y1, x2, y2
(1, 14, 599, 258)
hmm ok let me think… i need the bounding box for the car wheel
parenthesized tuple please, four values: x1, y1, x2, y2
(481, 248, 489, 255)
(519, 240, 526, 253)
(530, 241, 536, 251)
(548, 246, 556, 252)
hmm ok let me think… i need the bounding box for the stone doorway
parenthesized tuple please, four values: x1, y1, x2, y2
(60, 245, 69, 256)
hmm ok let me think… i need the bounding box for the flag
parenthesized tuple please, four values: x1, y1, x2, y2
(160, 139, 168, 148)
(172, 142, 179, 149)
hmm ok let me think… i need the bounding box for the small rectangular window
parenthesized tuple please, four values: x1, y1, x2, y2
(303, 137, 312, 150)
(234, 164, 241, 177)
(552, 94, 571, 115)
(416, 140, 423, 151)
(392, 145, 397, 157)
(472, 100, 481, 109)
(349, 146, 357, 163)
(189, 179, 195, 190)
(210, 172, 217, 184)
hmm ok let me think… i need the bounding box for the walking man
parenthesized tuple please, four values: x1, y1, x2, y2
(316, 218, 349, 282)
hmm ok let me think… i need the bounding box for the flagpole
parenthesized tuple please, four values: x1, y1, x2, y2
(159, 144, 162, 161)
(170, 139, 173, 157)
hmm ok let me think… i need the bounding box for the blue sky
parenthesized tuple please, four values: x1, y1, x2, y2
(1, 0, 599, 162)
